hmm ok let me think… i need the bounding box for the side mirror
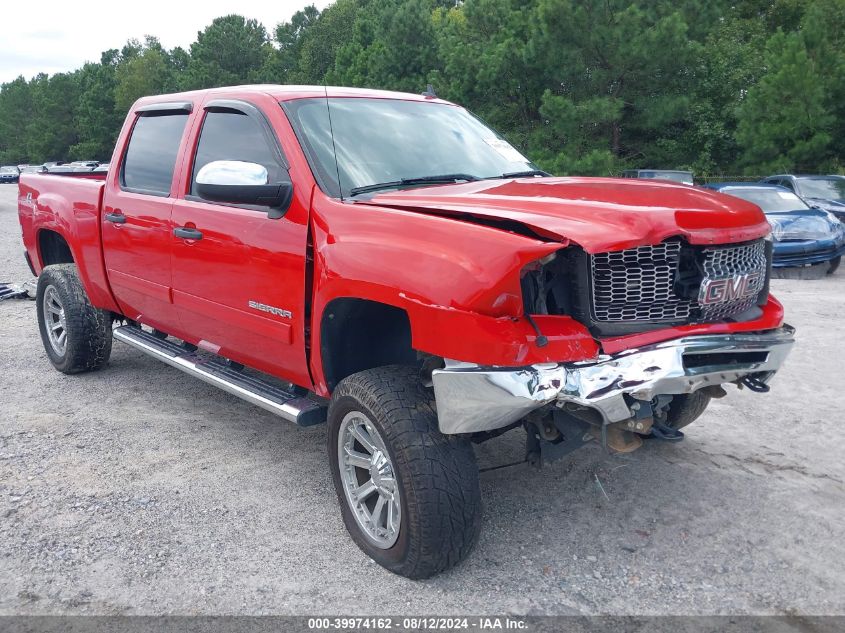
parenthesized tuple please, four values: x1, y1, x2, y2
(195, 160, 293, 218)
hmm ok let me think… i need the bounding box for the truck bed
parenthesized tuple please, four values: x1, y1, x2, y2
(18, 173, 117, 310)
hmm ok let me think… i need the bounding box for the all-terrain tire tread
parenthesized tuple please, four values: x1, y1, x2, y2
(329, 366, 481, 579)
(36, 264, 112, 374)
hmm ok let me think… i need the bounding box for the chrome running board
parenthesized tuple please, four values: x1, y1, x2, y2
(113, 325, 326, 426)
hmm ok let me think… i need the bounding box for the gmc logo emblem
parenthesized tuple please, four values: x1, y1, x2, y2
(699, 273, 762, 305)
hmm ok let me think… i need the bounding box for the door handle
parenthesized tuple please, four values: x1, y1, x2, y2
(174, 226, 203, 240)
(105, 212, 126, 224)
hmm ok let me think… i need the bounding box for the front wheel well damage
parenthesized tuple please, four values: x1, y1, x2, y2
(320, 298, 418, 392)
(38, 229, 74, 267)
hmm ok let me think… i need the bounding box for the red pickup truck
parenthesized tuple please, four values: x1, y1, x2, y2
(18, 85, 795, 578)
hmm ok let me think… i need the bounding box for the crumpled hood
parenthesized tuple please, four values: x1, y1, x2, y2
(806, 197, 845, 219)
(366, 177, 771, 253)
(807, 197, 845, 208)
(766, 208, 845, 242)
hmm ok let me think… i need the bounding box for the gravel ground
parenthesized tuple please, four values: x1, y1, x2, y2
(0, 183, 843, 616)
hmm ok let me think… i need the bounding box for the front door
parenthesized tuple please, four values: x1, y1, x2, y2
(170, 99, 311, 387)
(102, 106, 192, 335)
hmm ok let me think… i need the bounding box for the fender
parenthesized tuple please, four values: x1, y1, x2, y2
(19, 176, 121, 313)
(308, 194, 600, 395)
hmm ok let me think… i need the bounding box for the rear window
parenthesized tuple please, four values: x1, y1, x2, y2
(121, 112, 189, 195)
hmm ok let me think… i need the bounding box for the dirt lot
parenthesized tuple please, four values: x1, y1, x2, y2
(1, 183, 843, 616)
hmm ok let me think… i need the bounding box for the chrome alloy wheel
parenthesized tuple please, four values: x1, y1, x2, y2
(42, 285, 67, 356)
(337, 411, 401, 549)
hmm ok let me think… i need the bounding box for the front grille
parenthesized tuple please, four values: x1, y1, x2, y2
(699, 240, 768, 321)
(591, 241, 694, 322)
(589, 238, 769, 326)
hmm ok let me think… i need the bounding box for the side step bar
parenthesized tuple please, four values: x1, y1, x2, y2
(113, 325, 327, 426)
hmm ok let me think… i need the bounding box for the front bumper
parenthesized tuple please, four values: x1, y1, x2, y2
(432, 325, 795, 434)
(773, 240, 845, 267)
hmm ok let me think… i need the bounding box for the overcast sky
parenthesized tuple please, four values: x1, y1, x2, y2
(1, 0, 332, 84)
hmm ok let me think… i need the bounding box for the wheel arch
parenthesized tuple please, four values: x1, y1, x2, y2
(37, 228, 75, 267)
(319, 297, 417, 393)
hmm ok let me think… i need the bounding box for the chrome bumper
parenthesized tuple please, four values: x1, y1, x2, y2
(432, 325, 795, 434)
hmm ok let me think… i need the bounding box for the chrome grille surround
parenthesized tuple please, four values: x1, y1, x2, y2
(590, 239, 768, 324)
(699, 240, 768, 321)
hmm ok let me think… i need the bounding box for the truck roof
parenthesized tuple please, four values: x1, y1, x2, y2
(132, 84, 453, 109)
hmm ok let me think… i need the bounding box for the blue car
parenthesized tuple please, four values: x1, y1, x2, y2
(703, 182, 845, 273)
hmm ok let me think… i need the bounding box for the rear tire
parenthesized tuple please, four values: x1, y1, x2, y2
(328, 365, 481, 579)
(36, 264, 112, 374)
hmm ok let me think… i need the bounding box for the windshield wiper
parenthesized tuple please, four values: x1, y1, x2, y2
(349, 173, 480, 197)
(497, 169, 551, 179)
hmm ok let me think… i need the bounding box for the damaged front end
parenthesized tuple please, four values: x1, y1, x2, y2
(431, 325, 795, 465)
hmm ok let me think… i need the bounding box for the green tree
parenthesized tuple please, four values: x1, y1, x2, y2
(263, 4, 322, 82)
(182, 15, 272, 89)
(433, 0, 543, 157)
(529, 0, 697, 173)
(25, 72, 80, 161)
(800, 0, 845, 169)
(71, 51, 122, 161)
(0, 77, 33, 163)
(736, 30, 834, 172)
(1, 0, 843, 174)
(114, 37, 178, 114)
(297, 0, 360, 83)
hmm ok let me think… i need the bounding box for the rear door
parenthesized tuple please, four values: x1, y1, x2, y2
(101, 103, 193, 334)
(170, 96, 312, 387)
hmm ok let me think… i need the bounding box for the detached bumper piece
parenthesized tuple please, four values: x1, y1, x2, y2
(432, 325, 796, 435)
(0, 282, 29, 301)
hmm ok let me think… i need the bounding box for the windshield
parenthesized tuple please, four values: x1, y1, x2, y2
(796, 177, 845, 201)
(284, 98, 537, 197)
(0, 166, 18, 173)
(720, 188, 810, 212)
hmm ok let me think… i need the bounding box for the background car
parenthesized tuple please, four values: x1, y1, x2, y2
(21, 165, 48, 174)
(760, 174, 845, 222)
(704, 182, 845, 274)
(0, 165, 20, 183)
(46, 165, 77, 174)
(621, 169, 694, 185)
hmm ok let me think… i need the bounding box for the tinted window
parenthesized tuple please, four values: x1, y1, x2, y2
(191, 110, 286, 196)
(122, 112, 188, 195)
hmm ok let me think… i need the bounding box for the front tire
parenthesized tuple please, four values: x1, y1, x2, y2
(328, 366, 481, 579)
(827, 256, 841, 275)
(36, 264, 113, 374)
(665, 391, 711, 430)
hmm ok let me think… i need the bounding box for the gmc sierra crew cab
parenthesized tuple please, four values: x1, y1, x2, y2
(18, 85, 795, 579)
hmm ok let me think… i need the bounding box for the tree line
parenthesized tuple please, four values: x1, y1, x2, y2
(0, 0, 843, 176)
